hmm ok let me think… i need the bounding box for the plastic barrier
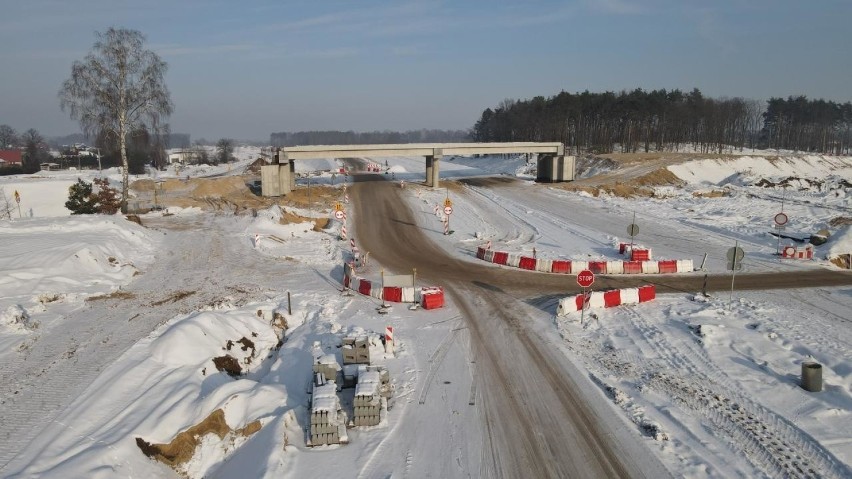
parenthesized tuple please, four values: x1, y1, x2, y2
(493, 252, 509, 265)
(536, 259, 553, 273)
(383, 287, 402, 303)
(641, 261, 660, 274)
(589, 261, 608, 274)
(623, 261, 642, 274)
(619, 242, 628, 254)
(476, 247, 486, 260)
(620, 287, 640, 304)
(519, 256, 537, 270)
(603, 290, 622, 307)
(676, 259, 694, 273)
(555, 285, 656, 315)
(606, 261, 624, 274)
(570, 260, 589, 274)
(587, 291, 606, 309)
(551, 260, 571, 274)
(782, 245, 813, 259)
(506, 254, 521, 268)
(401, 287, 416, 303)
(421, 287, 445, 310)
(638, 285, 656, 302)
(658, 260, 678, 274)
(483, 250, 495, 263)
(358, 279, 372, 296)
(631, 249, 651, 261)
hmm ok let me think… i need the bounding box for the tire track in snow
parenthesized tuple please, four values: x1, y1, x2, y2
(611, 304, 849, 478)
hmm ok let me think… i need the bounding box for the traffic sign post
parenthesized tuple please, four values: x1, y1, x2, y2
(443, 194, 453, 235)
(774, 212, 789, 256)
(726, 242, 746, 302)
(576, 269, 595, 325)
(627, 212, 639, 252)
(334, 210, 344, 220)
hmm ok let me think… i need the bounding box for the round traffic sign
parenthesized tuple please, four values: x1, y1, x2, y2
(444, 206, 453, 216)
(774, 212, 788, 226)
(783, 246, 795, 257)
(726, 246, 745, 262)
(334, 210, 344, 220)
(576, 269, 595, 288)
(627, 223, 639, 236)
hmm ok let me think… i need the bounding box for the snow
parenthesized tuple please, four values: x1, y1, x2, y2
(0, 151, 850, 478)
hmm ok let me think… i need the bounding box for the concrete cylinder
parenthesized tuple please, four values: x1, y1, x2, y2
(801, 361, 823, 392)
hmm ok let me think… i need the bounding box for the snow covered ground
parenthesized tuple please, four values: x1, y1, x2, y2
(0, 151, 850, 478)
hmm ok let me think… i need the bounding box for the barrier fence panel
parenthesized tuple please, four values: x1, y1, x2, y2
(483, 250, 495, 263)
(519, 256, 537, 270)
(658, 260, 678, 274)
(536, 258, 553, 272)
(570, 260, 589, 274)
(641, 261, 660, 274)
(493, 252, 509, 265)
(623, 261, 642, 274)
(603, 290, 622, 307)
(551, 260, 571, 274)
(638, 285, 656, 302)
(589, 261, 608, 274)
(620, 287, 640, 304)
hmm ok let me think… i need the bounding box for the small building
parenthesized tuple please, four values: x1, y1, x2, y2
(0, 149, 23, 166)
(167, 148, 201, 165)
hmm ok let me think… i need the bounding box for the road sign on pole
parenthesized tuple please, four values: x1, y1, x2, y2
(727, 242, 745, 301)
(774, 212, 788, 226)
(443, 206, 453, 216)
(576, 269, 595, 288)
(334, 210, 344, 220)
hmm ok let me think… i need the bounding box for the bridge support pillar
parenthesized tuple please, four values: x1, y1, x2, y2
(261, 151, 296, 196)
(536, 155, 576, 183)
(425, 149, 442, 188)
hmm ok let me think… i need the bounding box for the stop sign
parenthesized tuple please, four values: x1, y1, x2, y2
(576, 269, 595, 288)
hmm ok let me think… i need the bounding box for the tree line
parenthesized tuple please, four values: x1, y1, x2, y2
(270, 129, 470, 147)
(472, 88, 852, 155)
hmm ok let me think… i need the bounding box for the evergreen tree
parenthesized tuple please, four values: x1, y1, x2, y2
(65, 179, 98, 214)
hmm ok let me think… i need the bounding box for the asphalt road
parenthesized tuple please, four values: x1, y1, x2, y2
(351, 176, 852, 479)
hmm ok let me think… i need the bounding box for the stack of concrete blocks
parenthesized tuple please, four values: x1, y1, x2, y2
(353, 369, 382, 426)
(353, 366, 394, 427)
(312, 353, 342, 384)
(309, 373, 348, 446)
(342, 336, 372, 365)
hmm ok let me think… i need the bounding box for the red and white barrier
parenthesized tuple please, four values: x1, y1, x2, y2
(556, 285, 656, 316)
(782, 245, 813, 260)
(341, 263, 443, 308)
(421, 287, 444, 310)
(475, 244, 693, 275)
(385, 326, 394, 354)
(619, 242, 652, 261)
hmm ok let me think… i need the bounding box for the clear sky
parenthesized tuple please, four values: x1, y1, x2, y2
(1, 0, 850, 142)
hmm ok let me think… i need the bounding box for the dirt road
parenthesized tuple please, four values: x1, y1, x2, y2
(352, 176, 852, 478)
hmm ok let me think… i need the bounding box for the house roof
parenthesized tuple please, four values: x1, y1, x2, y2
(0, 150, 23, 164)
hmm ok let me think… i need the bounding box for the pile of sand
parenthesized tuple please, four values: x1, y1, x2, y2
(136, 409, 261, 471)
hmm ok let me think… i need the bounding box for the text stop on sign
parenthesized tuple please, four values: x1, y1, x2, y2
(576, 269, 595, 288)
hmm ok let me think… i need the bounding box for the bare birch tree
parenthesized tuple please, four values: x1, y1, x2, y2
(59, 27, 173, 212)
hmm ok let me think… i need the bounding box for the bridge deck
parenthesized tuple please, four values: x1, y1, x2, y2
(277, 142, 563, 160)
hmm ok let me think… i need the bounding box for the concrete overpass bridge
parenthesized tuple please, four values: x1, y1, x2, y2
(260, 142, 574, 196)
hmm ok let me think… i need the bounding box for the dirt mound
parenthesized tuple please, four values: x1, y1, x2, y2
(136, 409, 261, 469)
(213, 355, 242, 377)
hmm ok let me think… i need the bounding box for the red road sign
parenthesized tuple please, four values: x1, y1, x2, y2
(774, 212, 788, 226)
(443, 206, 453, 216)
(334, 210, 344, 220)
(576, 269, 595, 288)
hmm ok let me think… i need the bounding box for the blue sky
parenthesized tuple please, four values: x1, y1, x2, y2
(1, 0, 850, 141)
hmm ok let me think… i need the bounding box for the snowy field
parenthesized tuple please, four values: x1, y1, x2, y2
(0, 150, 850, 478)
